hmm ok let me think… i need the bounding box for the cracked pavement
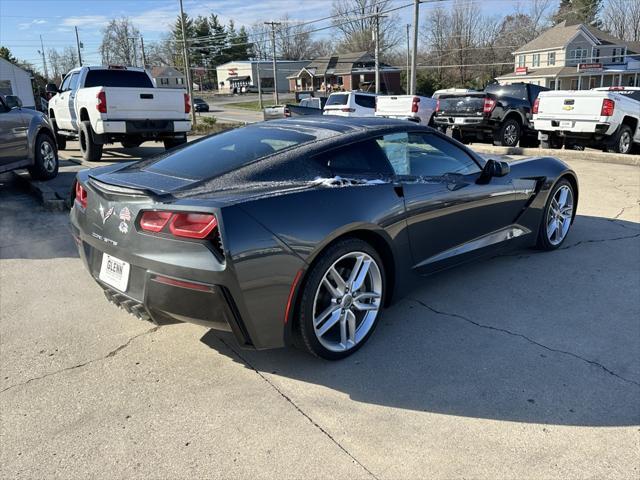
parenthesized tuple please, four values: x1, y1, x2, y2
(1, 155, 639, 479)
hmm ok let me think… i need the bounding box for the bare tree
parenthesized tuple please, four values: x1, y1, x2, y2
(601, 0, 640, 41)
(331, 0, 400, 53)
(47, 46, 78, 79)
(99, 18, 141, 66)
(276, 15, 314, 60)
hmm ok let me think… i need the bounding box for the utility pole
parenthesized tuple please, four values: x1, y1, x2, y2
(264, 21, 281, 105)
(39, 35, 49, 79)
(74, 27, 83, 67)
(406, 24, 410, 93)
(140, 36, 147, 70)
(410, 0, 420, 95)
(374, 7, 380, 94)
(179, 0, 196, 126)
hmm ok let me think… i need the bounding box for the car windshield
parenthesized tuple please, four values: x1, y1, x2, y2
(326, 94, 349, 106)
(84, 70, 154, 88)
(136, 125, 334, 180)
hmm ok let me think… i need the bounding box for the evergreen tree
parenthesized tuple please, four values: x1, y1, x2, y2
(172, 13, 196, 69)
(553, 0, 602, 27)
(0, 46, 17, 64)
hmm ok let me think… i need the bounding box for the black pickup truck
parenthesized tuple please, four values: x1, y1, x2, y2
(434, 83, 548, 147)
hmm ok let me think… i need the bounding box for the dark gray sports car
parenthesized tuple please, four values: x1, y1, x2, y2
(70, 117, 578, 359)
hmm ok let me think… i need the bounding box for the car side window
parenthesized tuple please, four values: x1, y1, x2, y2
(60, 74, 72, 92)
(68, 73, 80, 91)
(355, 95, 376, 109)
(314, 140, 394, 176)
(0, 97, 9, 113)
(377, 132, 480, 177)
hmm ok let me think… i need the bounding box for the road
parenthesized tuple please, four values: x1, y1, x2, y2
(1, 153, 639, 479)
(197, 92, 296, 124)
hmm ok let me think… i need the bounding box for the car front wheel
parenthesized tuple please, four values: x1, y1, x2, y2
(298, 239, 385, 360)
(536, 179, 575, 250)
(28, 133, 58, 180)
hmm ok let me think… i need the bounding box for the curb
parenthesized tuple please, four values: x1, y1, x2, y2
(11, 170, 68, 211)
(470, 144, 640, 167)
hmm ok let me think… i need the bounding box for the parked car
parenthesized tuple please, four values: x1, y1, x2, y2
(432, 88, 479, 99)
(287, 97, 327, 117)
(323, 91, 377, 117)
(193, 98, 210, 112)
(533, 87, 640, 154)
(263, 105, 289, 121)
(0, 94, 58, 180)
(434, 82, 548, 147)
(375, 95, 437, 125)
(46, 65, 192, 161)
(70, 116, 578, 359)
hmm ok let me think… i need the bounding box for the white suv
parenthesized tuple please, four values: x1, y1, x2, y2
(323, 91, 377, 117)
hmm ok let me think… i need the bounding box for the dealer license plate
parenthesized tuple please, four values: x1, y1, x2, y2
(560, 120, 573, 128)
(99, 253, 130, 292)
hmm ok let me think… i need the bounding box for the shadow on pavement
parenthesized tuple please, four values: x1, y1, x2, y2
(201, 214, 640, 427)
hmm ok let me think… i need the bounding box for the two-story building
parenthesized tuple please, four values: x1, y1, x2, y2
(150, 66, 186, 89)
(496, 20, 640, 90)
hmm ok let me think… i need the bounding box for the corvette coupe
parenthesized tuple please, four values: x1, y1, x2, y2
(70, 117, 578, 359)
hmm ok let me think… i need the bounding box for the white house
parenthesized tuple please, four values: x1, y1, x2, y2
(150, 66, 186, 89)
(216, 60, 310, 93)
(0, 57, 35, 109)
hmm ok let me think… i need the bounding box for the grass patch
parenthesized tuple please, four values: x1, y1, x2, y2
(190, 116, 242, 135)
(224, 100, 276, 111)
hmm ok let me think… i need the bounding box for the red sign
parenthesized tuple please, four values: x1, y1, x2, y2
(228, 68, 238, 76)
(515, 67, 528, 75)
(577, 63, 603, 73)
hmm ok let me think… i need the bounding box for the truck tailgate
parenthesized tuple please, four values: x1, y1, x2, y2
(537, 91, 606, 121)
(104, 87, 186, 119)
(437, 93, 485, 115)
(376, 96, 414, 116)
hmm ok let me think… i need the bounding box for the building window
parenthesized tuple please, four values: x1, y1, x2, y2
(176, 78, 184, 85)
(0, 80, 12, 96)
(518, 55, 525, 67)
(532, 54, 540, 67)
(612, 47, 625, 63)
(160, 78, 169, 85)
(547, 52, 556, 66)
(549, 80, 556, 90)
(592, 48, 600, 62)
(569, 48, 588, 62)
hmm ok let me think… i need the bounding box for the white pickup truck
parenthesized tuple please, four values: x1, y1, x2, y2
(533, 87, 640, 154)
(46, 66, 192, 161)
(374, 95, 437, 125)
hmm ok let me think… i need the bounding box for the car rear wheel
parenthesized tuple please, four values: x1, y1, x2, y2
(607, 125, 633, 154)
(536, 179, 575, 250)
(79, 120, 103, 161)
(494, 118, 521, 147)
(299, 239, 385, 360)
(28, 133, 58, 180)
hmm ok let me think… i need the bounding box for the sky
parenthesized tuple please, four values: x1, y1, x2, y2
(1, 0, 539, 69)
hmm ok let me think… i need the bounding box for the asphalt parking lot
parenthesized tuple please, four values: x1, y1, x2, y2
(1, 148, 639, 478)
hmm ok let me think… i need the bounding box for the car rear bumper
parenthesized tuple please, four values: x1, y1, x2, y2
(94, 119, 192, 135)
(70, 222, 254, 348)
(533, 119, 614, 135)
(434, 115, 488, 127)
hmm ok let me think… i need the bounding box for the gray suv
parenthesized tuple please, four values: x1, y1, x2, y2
(0, 95, 59, 180)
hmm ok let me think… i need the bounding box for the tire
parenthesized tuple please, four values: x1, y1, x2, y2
(451, 128, 470, 144)
(121, 138, 143, 149)
(493, 118, 521, 147)
(79, 120, 103, 161)
(536, 179, 575, 251)
(606, 125, 633, 154)
(51, 118, 66, 150)
(163, 135, 187, 150)
(28, 133, 58, 180)
(298, 238, 386, 360)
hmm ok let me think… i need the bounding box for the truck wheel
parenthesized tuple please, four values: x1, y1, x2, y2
(51, 119, 66, 150)
(451, 128, 470, 144)
(79, 120, 103, 162)
(121, 138, 143, 148)
(28, 133, 59, 180)
(607, 125, 633, 154)
(494, 118, 521, 147)
(163, 135, 187, 150)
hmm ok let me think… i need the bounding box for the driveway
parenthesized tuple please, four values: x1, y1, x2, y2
(0, 156, 638, 479)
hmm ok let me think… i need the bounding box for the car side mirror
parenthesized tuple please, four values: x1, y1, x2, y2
(45, 83, 60, 94)
(477, 159, 510, 184)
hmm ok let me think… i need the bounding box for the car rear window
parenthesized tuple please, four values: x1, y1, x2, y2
(139, 125, 331, 180)
(355, 94, 376, 109)
(326, 94, 349, 106)
(84, 70, 154, 88)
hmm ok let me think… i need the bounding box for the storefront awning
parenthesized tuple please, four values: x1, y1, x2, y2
(227, 75, 250, 82)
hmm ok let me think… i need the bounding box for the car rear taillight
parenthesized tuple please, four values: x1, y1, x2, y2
(532, 98, 540, 114)
(411, 96, 420, 113)
(435, 99, 440, 112)
(140, 211, 172, 233)
(483, 97, 496, 114)
(184, 93, 191, 114)
(96, 91, 107, 113)
(169, 213, 218, 239)
(75, 181, 87, 209)
(139, 210, 218, 240)
(601, 98, 615, 116)
(341, 108, 356, 112)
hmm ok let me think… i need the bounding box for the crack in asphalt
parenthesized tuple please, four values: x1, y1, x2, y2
(0, 326, 159, 395)
(408, 298, 640, 388)
(215, 336, 379, 480)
